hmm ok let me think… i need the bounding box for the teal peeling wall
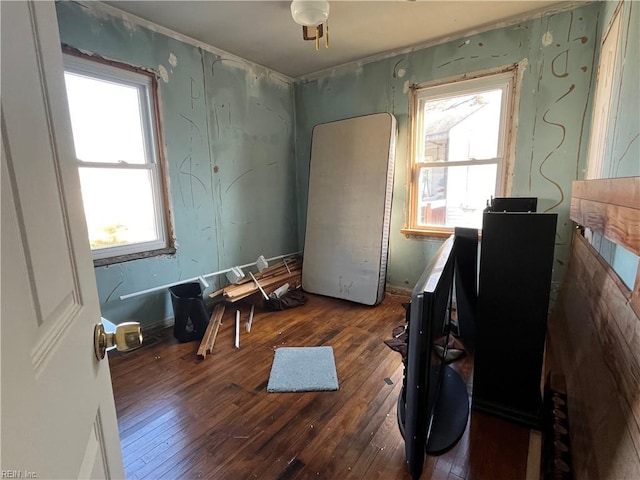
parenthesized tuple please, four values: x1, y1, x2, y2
(295, 4, 601, 297)
(56, 2, 297, 327)
(591, 1, 639, 289)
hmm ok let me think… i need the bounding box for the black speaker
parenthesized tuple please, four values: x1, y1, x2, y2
(473, 211, 557, 428)
(454, 227, 479, 349)
(489, 197, 538, 212)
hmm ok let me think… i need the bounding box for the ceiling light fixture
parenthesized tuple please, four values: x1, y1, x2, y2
(290, 0, 330, 50)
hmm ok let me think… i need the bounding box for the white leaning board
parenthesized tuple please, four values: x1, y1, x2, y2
(302, 113, 397, 305)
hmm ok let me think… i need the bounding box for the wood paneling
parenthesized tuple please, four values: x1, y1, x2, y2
(570, 175, 640, 319)
(109, 293, 533, 479)
(571, 177, 640, 207)
(570, 177, 640, 255)
(570, 199, 640, 255)
(549, 233, 640, 479)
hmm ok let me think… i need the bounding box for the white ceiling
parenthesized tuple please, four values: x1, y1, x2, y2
(104, 1, 574, 78)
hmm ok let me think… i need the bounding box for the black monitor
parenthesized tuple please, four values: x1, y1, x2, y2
(397, 232, 475, 478)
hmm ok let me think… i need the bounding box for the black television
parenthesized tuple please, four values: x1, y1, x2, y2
(397, 232, 476, 479)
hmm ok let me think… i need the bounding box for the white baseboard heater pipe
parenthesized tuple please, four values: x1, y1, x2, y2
(119, 251, 301, 301)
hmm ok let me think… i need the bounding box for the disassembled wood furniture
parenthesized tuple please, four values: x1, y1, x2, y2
(198, 257, 302, 359)
(213, 257, 302, 303)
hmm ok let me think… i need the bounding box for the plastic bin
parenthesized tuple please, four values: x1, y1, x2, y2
(169, 282, 209, 343)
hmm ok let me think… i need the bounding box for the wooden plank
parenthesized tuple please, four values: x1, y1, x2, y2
(575, 236, 640, 432)
(549, 276, 612, 478)
(223, 270, 302, 302)
(570, 197, 640, 255)
(246, 305, 254, 333)
(205, 304, 225, 354)
(248, 272, 269, 300)
(197, 311, 217, 358)
(549, 232, 640, 479)
(208, 287, 224, 299)
(572, 177, 640, 208)
(572, 236, 640, 450)
(570, 177, 640, 256)
(207, 258, 303, 299)
(197, 303, 225, 358)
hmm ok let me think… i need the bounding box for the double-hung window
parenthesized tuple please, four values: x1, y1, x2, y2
(63, 53, 172, 264)
(404, 68, 517, 236)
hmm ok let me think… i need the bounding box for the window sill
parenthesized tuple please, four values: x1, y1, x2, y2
(401, 227, 483, 240)
(93, 246, 176, 267)
(400, 227, 454, 238)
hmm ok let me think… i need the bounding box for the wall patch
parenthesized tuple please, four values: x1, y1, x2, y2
(158, 64, 169, 82)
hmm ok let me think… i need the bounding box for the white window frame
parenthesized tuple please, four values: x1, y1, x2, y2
(63, 53, 172, 263)
(403, 67, 518, 237)
(585, 3, 622, 179)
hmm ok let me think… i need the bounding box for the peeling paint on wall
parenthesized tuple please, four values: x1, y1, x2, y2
(158, 64, 169, 82)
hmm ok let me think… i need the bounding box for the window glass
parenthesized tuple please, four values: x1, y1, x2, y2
(65, 72, 147, 165)
(78, 168, 159, 249)
(416, 164, 497, 228)
(407, 70, 515, 234)
(63, 54, 170, 262)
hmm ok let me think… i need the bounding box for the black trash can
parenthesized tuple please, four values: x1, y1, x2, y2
(169, 282, 209, 343)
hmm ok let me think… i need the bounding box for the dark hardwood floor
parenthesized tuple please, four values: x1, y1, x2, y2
(109, 292, 534, 479)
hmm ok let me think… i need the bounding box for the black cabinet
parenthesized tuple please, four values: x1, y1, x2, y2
(472, 211, 557, 428)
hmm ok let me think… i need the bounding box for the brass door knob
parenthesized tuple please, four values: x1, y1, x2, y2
(94, 321, 143, 360)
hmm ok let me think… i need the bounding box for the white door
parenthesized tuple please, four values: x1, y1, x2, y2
(1, 1, 125, 478)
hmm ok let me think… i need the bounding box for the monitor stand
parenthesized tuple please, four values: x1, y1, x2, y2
(397, 365, 469, 455)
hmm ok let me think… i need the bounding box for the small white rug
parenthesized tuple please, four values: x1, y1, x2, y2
(267, 346, 339, 393)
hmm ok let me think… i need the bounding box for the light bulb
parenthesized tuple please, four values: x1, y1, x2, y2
(290, 0, 330, 27)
